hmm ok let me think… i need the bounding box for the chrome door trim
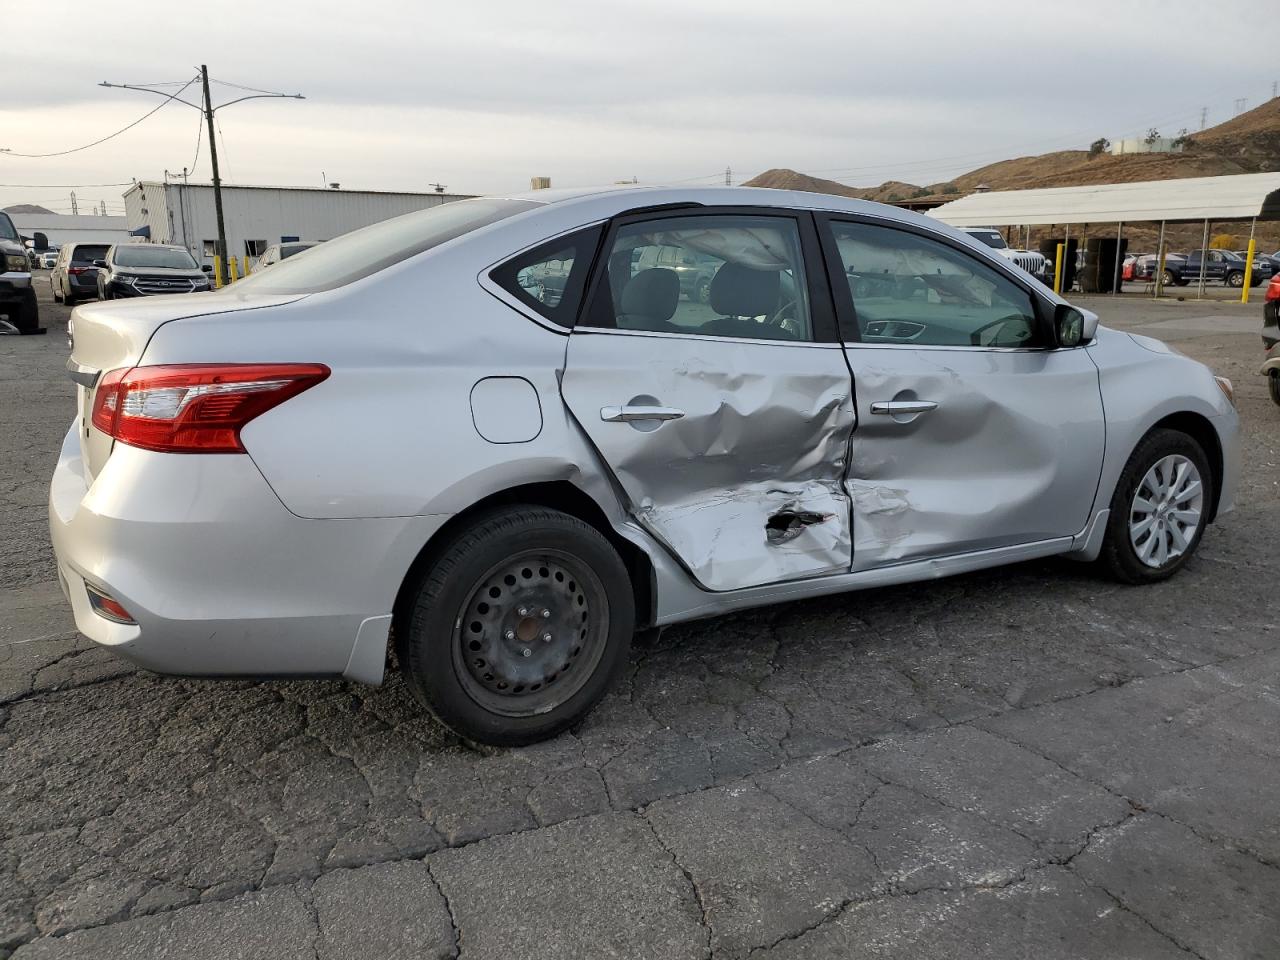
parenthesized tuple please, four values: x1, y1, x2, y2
(571, 326, 845, 350)
(870, 400, 937, 416)
(600, 404, 685, 423)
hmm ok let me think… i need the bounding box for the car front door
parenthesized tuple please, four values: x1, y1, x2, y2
(561, 208, 856, 591)
(820, 216, 1106, 570)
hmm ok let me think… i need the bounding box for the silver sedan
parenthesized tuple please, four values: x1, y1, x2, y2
(50, 186, 1240, 744)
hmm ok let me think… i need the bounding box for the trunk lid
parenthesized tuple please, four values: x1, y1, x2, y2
(69, 294, 303, 479)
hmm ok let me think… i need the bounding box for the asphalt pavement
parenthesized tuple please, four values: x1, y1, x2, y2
(1, 279, 1277, 959)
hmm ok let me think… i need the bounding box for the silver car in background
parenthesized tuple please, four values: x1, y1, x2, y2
(50, 186, 1239, 745)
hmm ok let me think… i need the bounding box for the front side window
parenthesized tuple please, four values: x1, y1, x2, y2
(830, 221, 1040, 348)
(0, 213, 18, 242)
(586, 215, 813, 341)
(490, 226, 602, 327)
(244, 239, 267, 257)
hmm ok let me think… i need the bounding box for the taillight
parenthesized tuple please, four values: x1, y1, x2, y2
(89, 363, 329, 453)
(1266, 277, 1280, 302)
(68, 266, 92, 275)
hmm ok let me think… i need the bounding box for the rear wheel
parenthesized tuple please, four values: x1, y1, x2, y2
(1269, 371, 1280, 407)
(1098, 429, 1212, 584)
(1160, 269, 1176, 286)
(1226, 271, 1244, 288)
(51, 280, 62, 304)
(396, 506, 634, 745)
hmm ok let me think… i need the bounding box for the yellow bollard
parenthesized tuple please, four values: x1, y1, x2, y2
(212, 255, 223, 289)
(1053, 243, 1065, 295)
(229, 256, 240, 283)
(1242, 238, 1257, 304)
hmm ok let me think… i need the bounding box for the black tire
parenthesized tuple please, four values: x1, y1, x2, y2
(1097, 428, 1213, 584)
(51, 280, 62, 304)
(1226, 271, 1244, 288)
(396, 506, 634, 746)
(13, 289, 39, 333)
(63, 285, 76, 307)
(1269, 371, 1280, 407)
(1160, 269, 1176, 286)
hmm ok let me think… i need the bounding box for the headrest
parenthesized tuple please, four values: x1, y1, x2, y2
(710, 262, 780, 317)
(619, 267, 679, 324)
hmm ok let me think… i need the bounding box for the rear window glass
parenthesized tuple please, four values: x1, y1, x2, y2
(115, 246, 197, 269)
(72, 245, 109, 263)
(230, 198, 536, 294)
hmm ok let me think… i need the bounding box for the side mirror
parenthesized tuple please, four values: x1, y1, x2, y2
(1055, 304, 1087, 347)
(92, 259, 107, 268)
(201, 264, 213, 273)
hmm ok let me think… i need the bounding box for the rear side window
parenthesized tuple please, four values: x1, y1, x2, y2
(490, 226, 602, 327)
(0, 213, 17, 242)
(72, 245, 109, 263)
(232, 198, 537, 294)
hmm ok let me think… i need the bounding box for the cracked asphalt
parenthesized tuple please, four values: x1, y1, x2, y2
(2, 281, 1278, 959)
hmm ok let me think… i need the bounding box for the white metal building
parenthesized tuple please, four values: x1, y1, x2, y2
(123, 182, 474, 267)
(9, 213, 131, 250)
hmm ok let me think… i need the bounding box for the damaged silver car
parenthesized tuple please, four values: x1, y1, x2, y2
(50, 186, 1240, 744)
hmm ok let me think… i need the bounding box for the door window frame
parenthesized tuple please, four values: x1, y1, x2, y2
(575, 205, 841, 345)
(815, 212, 1057, 350)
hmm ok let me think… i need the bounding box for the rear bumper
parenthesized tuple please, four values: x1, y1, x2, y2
(48, 424, 447, 684)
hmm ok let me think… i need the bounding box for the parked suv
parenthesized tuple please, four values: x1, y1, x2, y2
(96, 244, 211, 299)
(51, 243, 110, 305)
(0, 210, 39, 333)
(960, 228, 1050, 284)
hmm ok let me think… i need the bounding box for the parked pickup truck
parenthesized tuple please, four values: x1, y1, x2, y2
(1160, 249, 1262, 288)
(0, 210, 39, 333)
(960, 228, 1050, 285)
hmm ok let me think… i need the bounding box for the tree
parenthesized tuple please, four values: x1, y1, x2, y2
(1209, 233, 1237, 250)
(941, 183, 960, 195)
(911, 186, 931, 199)
(1171, 127, 1192, 149)
(1144, 127, 1161, 145)
(1089, 137, 1111, 156)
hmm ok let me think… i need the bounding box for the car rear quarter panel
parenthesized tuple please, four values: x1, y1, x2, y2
(138, 213, 624, 523)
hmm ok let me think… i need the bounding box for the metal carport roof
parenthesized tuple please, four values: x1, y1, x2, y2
(929, 172, 1280, 226)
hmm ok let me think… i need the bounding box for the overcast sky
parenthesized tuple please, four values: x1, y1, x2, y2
(2, 1, 1275, 213)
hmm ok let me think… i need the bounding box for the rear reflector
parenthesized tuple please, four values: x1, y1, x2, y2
(85, 584, 136, 624)
(90, 363, 329, 453)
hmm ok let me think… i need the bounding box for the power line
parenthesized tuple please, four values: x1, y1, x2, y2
(188, 109, 203, 176)
(0, 77, 197, 158)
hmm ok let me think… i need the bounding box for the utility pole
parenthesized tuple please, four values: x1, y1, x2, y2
(70, 191, 78, 215)
(1234, 97, 1247, 115)
(724, 166, 732, 186)
(1200, 107, 1208, 130)
(200, 66, 230, 285)
(99, 70, 304, 287)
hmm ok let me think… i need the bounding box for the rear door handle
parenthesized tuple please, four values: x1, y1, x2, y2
(600, 404, 686, 423)
(870, 400, 938, 416)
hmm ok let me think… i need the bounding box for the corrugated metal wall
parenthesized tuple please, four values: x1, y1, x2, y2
(125, 182, 471, 266)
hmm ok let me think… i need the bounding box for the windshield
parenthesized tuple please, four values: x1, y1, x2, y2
(115, 246, 198, 269)
(231, 198, 537, 294)
(0, 213, 18, 242)
(965, 230, 1006, 249)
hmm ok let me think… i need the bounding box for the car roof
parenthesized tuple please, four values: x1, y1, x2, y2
(487, 184, 940, 233)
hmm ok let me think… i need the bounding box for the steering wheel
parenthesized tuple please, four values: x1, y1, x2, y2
(969, 314, 1032, 347)
(766, 298, 800, 337)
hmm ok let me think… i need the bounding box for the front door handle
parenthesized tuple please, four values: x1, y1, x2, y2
(600, 404, 686, 423)
(870, 400, 938, 416)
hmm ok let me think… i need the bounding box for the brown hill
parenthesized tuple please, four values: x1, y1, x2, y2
(745, 97, 1280, 199)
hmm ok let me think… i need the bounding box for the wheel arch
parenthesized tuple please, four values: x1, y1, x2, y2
(1146, 410, 1224, 522)
(391, 480, 656, 638)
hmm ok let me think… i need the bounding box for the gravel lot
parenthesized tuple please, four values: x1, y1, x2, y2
(1, 280, 1278, 959)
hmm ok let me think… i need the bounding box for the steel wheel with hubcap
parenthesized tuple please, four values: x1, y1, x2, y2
(1099, 428, 1213, 583)
(397, 505, 634, 745)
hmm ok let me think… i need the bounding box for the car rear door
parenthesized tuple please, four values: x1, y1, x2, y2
(560, 207, 856, 592)
(819, 215, 1105, 570)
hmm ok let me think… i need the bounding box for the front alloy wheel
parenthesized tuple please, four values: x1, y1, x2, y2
(1128, 454, 1204, 568)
